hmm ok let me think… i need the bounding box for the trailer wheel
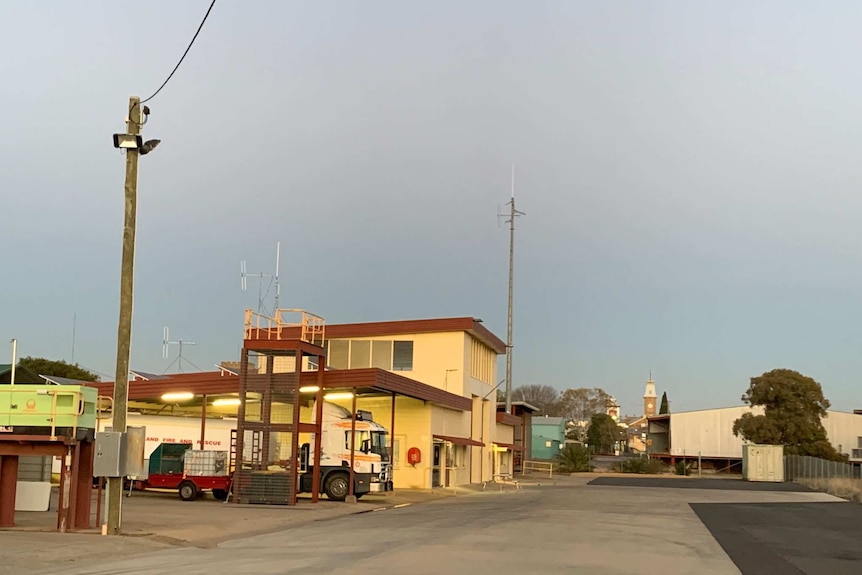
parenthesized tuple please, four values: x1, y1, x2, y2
(178, 481, 198, 501)
(324, 473, 349, 501)
(212, 489, 229, 501)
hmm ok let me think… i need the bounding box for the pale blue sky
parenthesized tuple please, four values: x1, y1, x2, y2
(2, 1, 862, 414)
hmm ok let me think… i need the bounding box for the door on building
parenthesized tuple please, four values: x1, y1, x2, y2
(432, 442, 443, 487)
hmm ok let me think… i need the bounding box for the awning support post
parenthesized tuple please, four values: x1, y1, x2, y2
(310, 357, 324, 503)
(348, 392, 357, 501)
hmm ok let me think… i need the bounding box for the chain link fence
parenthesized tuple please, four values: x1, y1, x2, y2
(784, 454, 862, 502)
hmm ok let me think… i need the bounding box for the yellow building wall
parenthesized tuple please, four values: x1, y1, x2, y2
(493, 422, 515, 445)
(430, 405, 473, 486)
(251, 329, 503, 488)
(323, 396, 433, 489)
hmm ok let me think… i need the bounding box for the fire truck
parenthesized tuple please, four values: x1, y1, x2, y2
(297, 401, 393, 500)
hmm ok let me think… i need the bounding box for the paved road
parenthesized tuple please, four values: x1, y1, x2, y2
(693, 502, 862, 575)
(35, 480, 740, 575)
(27, 477, 852, 575)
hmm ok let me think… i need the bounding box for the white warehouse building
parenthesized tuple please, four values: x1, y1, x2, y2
(647, 406, 862, 469)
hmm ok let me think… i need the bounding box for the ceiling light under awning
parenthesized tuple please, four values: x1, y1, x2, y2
(161, 392, 194, 402)
(212, 398, 241, 407)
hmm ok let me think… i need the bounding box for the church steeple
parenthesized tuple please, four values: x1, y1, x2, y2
(643, 372, 657, 417)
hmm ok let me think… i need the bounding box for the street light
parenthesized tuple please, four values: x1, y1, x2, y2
(106, 97, 161, 536)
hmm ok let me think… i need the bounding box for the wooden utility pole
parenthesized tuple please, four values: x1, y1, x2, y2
(106, 96, 141, 535)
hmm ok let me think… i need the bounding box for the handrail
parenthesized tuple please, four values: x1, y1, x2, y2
(244, 308, 326, 346)
(521, 460, 554, 478)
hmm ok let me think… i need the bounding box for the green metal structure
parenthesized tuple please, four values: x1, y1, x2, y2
(0, 384, 98, 438)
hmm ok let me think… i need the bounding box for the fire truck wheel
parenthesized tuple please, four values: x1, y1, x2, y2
(212, 489, 229, 501)
(178, 481, 198, 501)
(324, 473, 349, 501)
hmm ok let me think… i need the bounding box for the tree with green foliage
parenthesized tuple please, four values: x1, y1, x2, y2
(659, 392, 669, 414)
(586, 413, 625, 454)
(555, 443, 593, 473)
(732, 369, 845, 462)
(18, 357, 100, 382)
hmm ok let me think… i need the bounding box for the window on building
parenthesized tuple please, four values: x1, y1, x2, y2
(393, 341, 413, 371)
(858, 436, 862, 449)
(328, 340, 349, 369)
(350, 340, 371, 369)
(372, 340, 393, 370)
(469, 336, 495, 384)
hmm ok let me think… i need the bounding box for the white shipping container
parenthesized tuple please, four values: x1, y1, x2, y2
(742, 444, 784, 482)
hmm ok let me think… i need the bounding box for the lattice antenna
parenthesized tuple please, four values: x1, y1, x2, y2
(162, 326, 201, 373)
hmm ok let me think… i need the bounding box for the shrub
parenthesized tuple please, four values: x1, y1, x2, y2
(675, 460, 692, 476)
(555, 444, 593, 473)
(613, 456, 665, 474)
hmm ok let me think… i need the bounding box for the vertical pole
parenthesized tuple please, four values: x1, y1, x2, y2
(107, 96, 141, 535)
(58, 448, 72, 533)
(0, 455, 19, 527)
(348, 392, 357, 499)
(390, 392, 396, 491)
(505, 192, 515, 414)
(68, 442, 81, 530)
(9, 339, 17, 385)
(75, 440, 94, 529)
(261, 355, 274, 468)
(234, 348, 249, 503)
(200, 394, 207, 450)
(311, 381, 324, 503)
(289, 350, 302, 505)
(504, 165, 523, 415)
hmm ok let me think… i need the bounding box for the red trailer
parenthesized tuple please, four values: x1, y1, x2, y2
(132, 443, 232, 501)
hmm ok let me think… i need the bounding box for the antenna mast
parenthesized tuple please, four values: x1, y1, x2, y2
(71, 312, 77, 364)
(240, 241, 281, 316)
(162, 327, 200, 373)
(499, 165, 525, 414)
(274, 241, 280, 312)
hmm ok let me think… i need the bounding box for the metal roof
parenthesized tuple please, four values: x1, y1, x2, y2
(39, 374, 93, 386)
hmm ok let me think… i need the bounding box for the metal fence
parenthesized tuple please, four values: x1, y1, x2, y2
(521, 460, 554, 478)
(784, 454, 862, 503)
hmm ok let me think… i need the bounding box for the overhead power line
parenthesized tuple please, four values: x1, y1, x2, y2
(141, 0, 217, 104)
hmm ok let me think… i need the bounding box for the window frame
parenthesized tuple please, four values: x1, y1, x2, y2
(392, 340, 414, 371)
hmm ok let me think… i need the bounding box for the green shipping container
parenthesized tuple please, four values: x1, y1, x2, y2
(0, 384, 98, 432)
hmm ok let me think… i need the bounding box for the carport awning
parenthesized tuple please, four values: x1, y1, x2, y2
(493, 442, 523, 451)
(433, 434, 484, 447)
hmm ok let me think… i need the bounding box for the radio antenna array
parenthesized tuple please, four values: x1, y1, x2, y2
(240, 241, 281, 316)
(162, 326, 201, 373)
